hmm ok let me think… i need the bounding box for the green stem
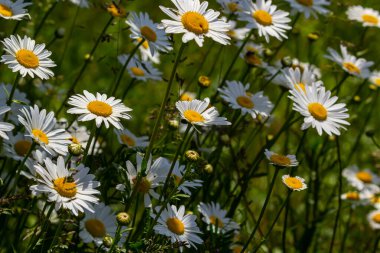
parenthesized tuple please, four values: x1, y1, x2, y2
(83, 123, 97, 164)
(122, 78, 137, 101)
(339, 206, 353, 253)
(47, 218, 64, 251)
(109, 224, 122, 253)
(6, 73, 20, 106)
(34, 2, 58, 37)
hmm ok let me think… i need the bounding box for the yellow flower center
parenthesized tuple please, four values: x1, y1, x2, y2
(295, 83, 306, 92)
(85, 219, 106, 238)
(181, 12, 209, 35)
(345, 191, 360, 200)
(362, 14, 378, 25)
(284, 177, 303, 189)
(183, 109, 205, 123)
(308, 103, 327, 121)
(296, 0, 313, 6)
(107, 3, 126, 17)
(210, 215, 224, 228)
(270, 154, 291, 166)
(173, 175, 182, 185)
(14, 140, 32, 157)
(120, 134, 136, 147)
(372, 214, 380, 224)
(32, 129, 49, 144)
(0, 4, 13, 17)
(371, 196, 380, 204)
(137, 38, 150, 49)
(198, 75, 211, 87)
(87, 101, 113, 117)
(140, 26, 157, 42)
(245, 52, 262, 66)
(133, 177, 151, 193)
(356, 171, 372, 183)
(236, 96, 254, 109)
(53, 177, 77, 198)
(166, 217, 185, 235)
(180, 93, 193, 101)
(130, 67, 145, 76)
(253, 10, 273, 26)
(373, 78, 380, 87)
(343, 62, 361, 74)
(227, 2, 239, 12)
(69, 136, 80, 144)
(16, 49, 39, 69)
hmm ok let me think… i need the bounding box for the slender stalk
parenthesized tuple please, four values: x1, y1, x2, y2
(339, 206, 353, 252)
(83, 123, 97, 164)
(109, 224, 122, 253)
(122, 78, 136, 100)
(373, 232, 380, 253)
(6, 74, 20, 106)
(331, 73, 349, 94)
(34, 2, 58, 37)
(47, 218, 65, 251)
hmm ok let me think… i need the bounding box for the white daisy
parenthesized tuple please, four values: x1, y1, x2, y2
(217, 0, 242, 15)
(118, 54, 162, 81)
(238, 0, 291, 42)
(367, 210, 380, 229)
(264, 149, 298, 167)
(0, 106, 14, 140)
(342, 165, 380, 192)
(152, 204, 203, 249)
(282, 175, 307, 191)
(136, 40, 161, 64)
(126, 12, 172, 56)
(0, 83, 30, 123)
(30, 156, 100, 216)
(18, 105, 71, 155)
(281, 66, 323, 92)
(285, 0, 329, 19)
(238, 41, 267, 67)
(114, 127, 149, 149)
(1, 35, 56, 79)
(67, 90, 132, 129)
(179, 90, 196, 101)
(325, 44, 374, 78)
(24, 149, 50, 180)
(159, 0, 231, 47)
(3, 132, 33, 161)
(370, 71, 380, 87)
(171, 160, 202, 195)
(198, 202, 240, 234)
(341, 191, 369, 207)
(176, 97, 231, 127)
(0, 0, 31, 20)
(347, 6, 380, 28)
(226, 20, 250, 41)
(79, 203, 119, 246)
(218, 81, 273, 119)
(288, 83, 350, 136)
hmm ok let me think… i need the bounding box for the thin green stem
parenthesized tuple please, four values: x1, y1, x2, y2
(83, 123, 97, 164)
(34, 2, 58, 37)
(109, 224, 122, 253)
(6, 73, 20, 106)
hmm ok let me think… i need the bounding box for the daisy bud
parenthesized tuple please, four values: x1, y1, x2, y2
(264, 48, 273, 57)
(68, 143, 83, 156)
(307, 33, 319, 42)
(168, 119, 179, 130)
(103, 235, 113, 248)
(281, 57, 293, 68)
(84, 54, 93, 62)
(198, 75, 211, 88)
(107, 3, 127, 17)
(55, 28, 65, 39)
(353, 95, 361, 103)
(116, 212, 131, 225)
(203, 164, 213, 174)
(185, 150, 200, 162)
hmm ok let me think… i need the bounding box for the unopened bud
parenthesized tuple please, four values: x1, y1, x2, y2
(203, 164, 213, 174)
(185, 150, 200, 162)
(264, 48, 273, 57)
(68, 143, 83, 156)
(107, 3, 127, 17)
(281, 57, 292, 68)
(353, 95, 361, 102)
(84, 53, 93, 61)
(103, 235, 113, 248)
(116, 212, 131, 225)
(198, 75, 211, 88)
(307, 32, 319, 41)
(55, 28, 65, 39)
(168, 119, 179, 130)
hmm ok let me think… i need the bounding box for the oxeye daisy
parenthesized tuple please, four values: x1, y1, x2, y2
(288, 83, 350, 136)
(3, 133, 33, 161)
(24, 149, 50, 179)
(347, 6, 380, 28)
(217, 0, 242, 15)
(285, 0, 329, 19)
(341, 191, 369, 207)
(18, 105, 70, 155)
(238, 0, 291, 42)
(367, 210, 380, 230)
(198, 202, 240, 234)
(342, 165, 380, 192)
(264, 149, 298, 167)
(152, 204, 203, 249)
(325, 45, 374, 78)
(370, 71, 380, 87)
(171, 160, 202, 195)
(114, 127, 149, 149)
(179, 90, 196, 101)
(0, 106, 14, 140)
(281, 66, 323, 92)
(30, 156, 100, 216)
(176, 97, 231, 127)
(118, 54, 162, 81)
(159, 0, 231, 47)
(67, 90, 132, 129)
(218, 81, 273, 119)
(282, 175, 307, 191)
(226, 20, 250, 41)
(238, 41, 265, 67)
(136, 40, 161, 64)
(0, 83, 30, 123)
(1, 35, 56, 79)
(0, 0, 31, 20)
(79, 203, 120, 246)
(126, 12, 172, 56)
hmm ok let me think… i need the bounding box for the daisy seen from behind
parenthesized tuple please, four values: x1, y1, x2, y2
(171, 160, 202, 195)
(0, 83, 30, 123)
(0, 106, 14, 140)
(264, 149, 299, 167)
(217, 0, 242, 15)
(30, 156, 100, 216)
(67, 90, 132, 129)
(288, 83, 350, 136)
(0, 0, 31, 20)
(159, 0, 231, 47)
(281, 66, 323, 92)
(114, 127, 149, 149)
(1, 35, 56, 79)
(282, 175, 307, 191)
(18, 105, 71, 155)
(285, 0, 329, 19)
(118, 54, 162, 81)
(347, 6, 380, 28)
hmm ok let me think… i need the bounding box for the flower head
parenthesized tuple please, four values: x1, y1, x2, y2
(0, 0, 31, 20)
(265, 149, 299, 167)
(347, 6, 380, 28)
(282, 175, 307, 191)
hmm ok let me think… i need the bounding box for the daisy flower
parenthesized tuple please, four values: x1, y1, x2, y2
(118, 54, 162, 81)
(159, 0, 231, 47)
(106, 2, 126, 18)
(0, 83, 30, 123)
(18, 105, 71, 155)
(3, 132, 33, 161)
(137, 40, 161, 64)
(238, 0, 291, 42)
(281, 66, 323, 92)
(370, 71, 380, 87)
(176, 97, 231, 127)
(152, 204, 203, 249)
(30, 156, 100, 216)
(289, 83, 350, 136)
(0, 106, 14, 140)
(238, 41, 265, 67)
(282, 175, 307, 191)
(171, 160, 202, 195)
(226, 20, 250, 41)
(114, 127, 149, 149)
(325, 45, 374, 78)
(1, 35, 56, 79)
(217, 0, 242, 15)
(347, 6, 380, 28)
(79, 203, 119, 246)
(264, 149, 298, 167)
(24, 149, 50, 180)
(198, 202, 240, 234)
(179, 90, 196, 101)
(67, 90, 132, 129)
(0, 0, 31, 20)
(342, 165, 380, 192)
(341, 191, 369, 207)
(367, 210, 380, 229)
(285, 0, 329, 19)
(126, 12, 172, 56)
(218, 81, 273, 119)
